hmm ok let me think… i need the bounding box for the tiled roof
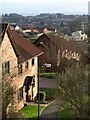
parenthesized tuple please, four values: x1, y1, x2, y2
(3, 24, 43, 63)
(45, 33, 90, 58)
(44, 32, 78, 52)
(34, 32, 90, 64)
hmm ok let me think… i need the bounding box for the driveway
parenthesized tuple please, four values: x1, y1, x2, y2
(39, 77, 59, 89)
(40, 99, 62, 119)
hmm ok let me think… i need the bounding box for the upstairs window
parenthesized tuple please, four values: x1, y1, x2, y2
(25, 61, 29, 70)
(18, 64, 22, 74)
(2, 61, 10, 75)
(32, 58, 34, 66)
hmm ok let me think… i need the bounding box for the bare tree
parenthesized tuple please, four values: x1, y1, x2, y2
(2, 76, 13, 118)
(56, 64, 89, 118)
(2, 74, 23, 119)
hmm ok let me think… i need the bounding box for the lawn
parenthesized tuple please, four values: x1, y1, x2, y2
(19, 105, 44, 118)
(59, 109, 73, 118)
(40, 88, 57, 100)
(58, 103, 74, 119)
(40, 72, 56, 78)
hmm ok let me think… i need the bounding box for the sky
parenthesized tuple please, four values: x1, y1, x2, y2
(0, 0, 89, 16)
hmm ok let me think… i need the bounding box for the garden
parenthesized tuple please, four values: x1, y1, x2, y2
(19, 105, 44, 118)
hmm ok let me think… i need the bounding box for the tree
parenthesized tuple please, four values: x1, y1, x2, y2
(56, 64, 90, 118)
(2, 75, 23, 119)
(2, 75, 14, 119)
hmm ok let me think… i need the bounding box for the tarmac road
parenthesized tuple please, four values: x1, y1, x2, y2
(39, 77, 59, 89)
(40, 99, 62, 119)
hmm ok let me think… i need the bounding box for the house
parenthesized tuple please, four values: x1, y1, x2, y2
(1, 23, 43, 110)
(43, 28, 56, 34)
(34, 32, 90, 71)
(72, 31, 87, 41)
(15, 25, 20, 31)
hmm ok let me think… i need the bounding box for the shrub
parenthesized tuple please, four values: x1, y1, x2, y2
(40, 88, 56, 100)
(37, 91, 46, 103)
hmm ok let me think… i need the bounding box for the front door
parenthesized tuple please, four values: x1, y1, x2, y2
(23, 76, 34, 102)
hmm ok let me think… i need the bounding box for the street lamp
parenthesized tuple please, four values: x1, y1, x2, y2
(38, 63, 51, 119)
(38, 64, 40, 120)
(44, 63, 52, 68)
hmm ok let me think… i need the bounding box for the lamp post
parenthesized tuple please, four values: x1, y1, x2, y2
(38, 63, 51, 119)
(38, 64, 40, 120)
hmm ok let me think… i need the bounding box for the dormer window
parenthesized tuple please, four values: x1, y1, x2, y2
(18, 64, 22, 74)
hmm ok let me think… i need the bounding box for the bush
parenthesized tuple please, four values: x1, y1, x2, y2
(40, 88, 56, 100)
(37, 91, 46, 103)
(56, 65, 89, 118)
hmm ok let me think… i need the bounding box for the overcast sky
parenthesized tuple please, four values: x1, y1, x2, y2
(0, 0, 89, 15)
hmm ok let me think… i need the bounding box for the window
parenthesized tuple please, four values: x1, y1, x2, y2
(32, 58, 34, 66)
(18, 64, 22, 74)
(31, 76, 35, 87)
(2, 61, 10, 75)
(25, 61, 29, 70)
(18, 87, 23, 103)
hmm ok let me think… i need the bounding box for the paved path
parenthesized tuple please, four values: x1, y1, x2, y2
(40, 99, 62, 119)
(39, 77, 61, 119)
(27, 101, 48, 107)
(39, 77, 59, 89)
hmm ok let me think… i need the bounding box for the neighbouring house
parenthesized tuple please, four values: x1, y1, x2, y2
(15, 25, 20, 31)
(34, 32, 90, 71)
(43, 28, 56, 34)
(72, 31, 88, 41)
(1, 23, 43, 110)
(21, 26, 39, 34)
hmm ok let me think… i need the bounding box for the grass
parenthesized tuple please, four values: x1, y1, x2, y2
(59, 109, 73, 118)
(40, 72, 56, 78)
(19, 105, 44, 118)
(58, 96, 90, 119)
(30, 36, 40, 42)
(58, 103, 74, 119)
(40, 88, 57, 100)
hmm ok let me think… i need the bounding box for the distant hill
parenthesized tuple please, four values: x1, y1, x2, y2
(2, 13, 88, 36)
(2, 13, 28, 24)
